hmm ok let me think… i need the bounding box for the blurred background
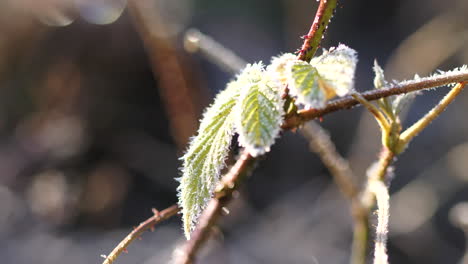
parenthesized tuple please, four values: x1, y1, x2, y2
(0, 0, 468, 263)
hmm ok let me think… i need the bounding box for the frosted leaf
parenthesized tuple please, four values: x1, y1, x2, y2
(392, 91, 420, 115)
(178, 79, 240, 239)
(373, 60, 386, 89)
(266, 53, 297, 85)
(288, 61, 328, 108)
(235, 67, 285, 156)
(310, 44, 358, 96)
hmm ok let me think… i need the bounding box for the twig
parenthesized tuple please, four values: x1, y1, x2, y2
(282, 70, 468, 129)
(351, 147, 394, 264)
(183, 31, 360, 203)
(369, 180, 390, 264)
(301, 121, 358, 199)
(184, 29, 247, 74)
(176, 1, 468, 262)
(101, 205, 180, 264)
(172, 152, 255, 264)
(128, 0, 202, 149)
(399, 82, 466, 146)
(297, 0, 338, 62)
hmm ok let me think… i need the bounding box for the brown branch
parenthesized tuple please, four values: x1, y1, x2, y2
(101, 204, 180, 264)
(173, 1, 340, 263)
(172, 152, 255, 264)
(175, 0, 468, 262)
(298, 0, 338, 62)
(282, 70, 468, 129)
(128, 0, 204, 149)
(301, 121, 358, 199)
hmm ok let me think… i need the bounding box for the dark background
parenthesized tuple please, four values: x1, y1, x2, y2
(0, 0, 467, 263)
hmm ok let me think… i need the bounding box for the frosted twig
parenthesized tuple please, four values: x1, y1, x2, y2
(369, 180, 390, 264)
(102, 205, 180, 264)
(301, 121, 358, 199)
(184, 29, 247, 74)
(282, 68, 468, 129)
(399, 82, 466, 146)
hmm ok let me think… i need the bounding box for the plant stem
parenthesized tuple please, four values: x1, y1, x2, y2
(352, 147, 394, 264)
(101, 205, 180, 264)
(351, 93, 391, 132)
(174, 1, 340, 262)
(282, 71, 468, 129)
(298, 0, 338, 62)
(172, 152, 255, 264)
(370, 181, 390, 264)
(350, 205, 370, 264)
(301, 121, 358, 199)
(128, 0, 203, 149)
(184, 29, 247, 74)
(399, 82, 466, 147)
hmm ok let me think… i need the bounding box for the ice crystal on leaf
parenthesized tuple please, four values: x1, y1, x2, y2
(178, 79, 240, 239)
(287, 44, 357, 108)
(288, 61, 327, 107)
(235, 64, 285, 157)
(310, 44, 358, 97)
(266, 53, 297, 85)
(178, 63, 285, 239)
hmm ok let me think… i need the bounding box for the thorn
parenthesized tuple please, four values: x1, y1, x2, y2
(300, 35, 311, 39)
(100, 255, 107, 259)
(152, 208, 160, 216)
(150, 225, 155, 232)
(123, 248, 128, 253)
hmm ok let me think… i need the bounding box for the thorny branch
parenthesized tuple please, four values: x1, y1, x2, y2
(173, 1, 339, 263)
(104, 1, 468, 263)
(282, 71, 468, 130)
(101, 205, 180, 264)
(173, 152, 255, 264)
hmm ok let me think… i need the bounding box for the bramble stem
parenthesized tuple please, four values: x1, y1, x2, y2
(173, 0, 340, 262)
(352, 148, 394, 264)
(370, 181, 390, 264)
(301, 121, 358, 199)
(399, 82, 466, 149)
(101, 205, 180, 264)
(298, 0, 338, 62)
(172, 152, 255, 264)
(352, 93, 391, 132)
(282, 71, 468, 129)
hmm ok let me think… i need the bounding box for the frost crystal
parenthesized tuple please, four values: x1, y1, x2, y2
(310, 44, 358, 96)
(178, 79, 240, 239)
(235, 64, 285, 157)
(266, 53, 297, 85)
(288, 61, 327, 108)
(373, 60, 386, 89)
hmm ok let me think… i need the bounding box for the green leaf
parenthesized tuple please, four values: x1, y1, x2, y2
(311, 44, 358, 97)
(373, 60, 386, 89)
(177, 80, 240, 239)
(288, 61, 327, 107)
(235, 67, 285, 157)
(266, 53, 297, 85)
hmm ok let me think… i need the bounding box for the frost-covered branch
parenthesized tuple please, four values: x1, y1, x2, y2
(172, 152, 255, 264)
(301, 121, 358, 199)
(370, 180, 390, 264)
(282, 67, 468, 129)
(101, 205, 180, 264)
